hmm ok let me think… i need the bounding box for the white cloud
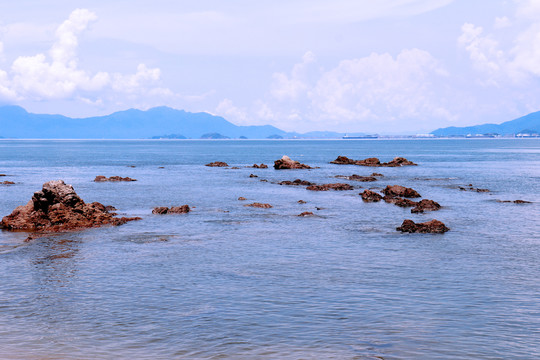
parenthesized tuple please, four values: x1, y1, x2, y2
(215, 98, 249, 124)
(0, 8, 176, 107)
(271, 51, 316, 101)
(494, 16, 511, 29)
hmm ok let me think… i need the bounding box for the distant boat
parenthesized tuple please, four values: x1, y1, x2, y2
(342, 134, 378, 139)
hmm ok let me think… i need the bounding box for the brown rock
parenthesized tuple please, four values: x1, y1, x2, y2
(360, 189, 383, 202)
(297, 211, 315, 217)
(306, 183, 354, 191)
(382, 185, 421, 198)
(371, 173, 384, 177)
(411, 199, 441, 213)
(357, 157, 381, 166)
(385, 157, 417, 166)
(273, 155, 311, 169)
(279, 179, 314, 186)
(205, 161, 229, 167)
(330, 156, 357, 165)
(331, 156, 416, 167)
(397, 219, 450, 233)
(249, 174, 258, 178)
(0, 174, 6, 176)
(394, 198, 419, 207)
(0, 180, 140, 232)
(244, 202, 273, 208)
(94, 176, 136, 182)
(238, 197, 247, 201)
(513, 200, 532, 204)
(252, 164, 268, 168)
(152, 205, 190, 214)
(297, 200, 307, 204)
(1, 181, 15, 185)
(344, 174, 377, 182)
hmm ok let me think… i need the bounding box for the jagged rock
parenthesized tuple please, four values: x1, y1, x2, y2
(94, 176, 137, 182)
(273, 155, 312, 169)
(336, 174, 377, 182)
(382, 185, 421, 198)
(252, 164, 268, 169)
(1, 181, 15, 185)
(152, 205, 190, 214)
(357, 157, 381, 166)
(306, 183, 354, 191)
(238, 197, 247, 201)
(297, 211, 315, 217)
(330, 156, 416, 167)
(330, 156, 357, 165)
(360, 190, 383, 202)
(397, 219, 449, 233)
(249, 174, 258, 178)
(205, 161, 228, 167)
(279, 179, 314, 186)
(385, 157, 417, 167)
(411, 199, 441, 213)
(244, 202, 273, 208)
(0, 180, 140, 232)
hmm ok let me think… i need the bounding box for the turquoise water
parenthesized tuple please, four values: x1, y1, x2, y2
(0, 139, 539, 359)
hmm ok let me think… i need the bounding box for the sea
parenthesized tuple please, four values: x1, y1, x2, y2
(0, 139, 539, 359)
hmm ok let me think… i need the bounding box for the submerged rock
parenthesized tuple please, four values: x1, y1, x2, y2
(496, 199, 532, 204)
(279, 179, 315, 186)
(336, 174, 377, 182)
(205, 161, 229, 167)
(382, 185, 421, 198)
(0, 180, 140, 232)
(152, 205, 190, 214)
(360, 189, 383, 202)
(273, 155, 312, 169)
(244, 202, 273, 208)
(459, 184, 490, 192)
(306, 183, 354, 191)
(397, 219, 449, 234)
(94, 176, 137, 182)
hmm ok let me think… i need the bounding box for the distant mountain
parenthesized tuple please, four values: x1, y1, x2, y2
(431, 111, 540, 136)
(0, 106, 288, 139)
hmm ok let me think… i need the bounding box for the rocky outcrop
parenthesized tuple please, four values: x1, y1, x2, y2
(331, 156, 417, 167)
(306, 183, 354, 191)
(382, 185, 421, 198)
(278, 179, 314, 186)
(396, 219, 449, 233)
(152, 205, 190, 214)
(205, 161, 229, 167)
(238, 197, 247, 201)
(411, 199, 441, 213)
(336, 174, 377, 182)
(0, 180, 140, 232)
(94, 176, 137, 182)
(244, 202, 273, 208)
(360, 190, 383, 202)
(273, 156, 312, 169)
(252, 164, 268, 168)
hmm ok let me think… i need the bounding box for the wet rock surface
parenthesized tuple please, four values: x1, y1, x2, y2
(411, 199, 441, 213)
(360, 190, 383, 202)
(252, 164, 268, 168)
(205, 161, 229, 167)
(397, 219, 450, 234)
(152, 205, 190, 214)
(297, 211, 315, 217)
(244, 202, 273, 208)
(382, 185, 421, 198)
(306, 183, 354, 191)
(336, 174, 377, 182)
(331, 156, 417, 167)
(279, 179, 315, 186)
(1, 180, 140, 232)
(94, 176, 137, 182)
(274, 156, 312, 169)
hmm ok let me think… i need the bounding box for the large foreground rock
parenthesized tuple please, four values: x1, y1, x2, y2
(0, 180, 140, 232)
(397, 219, 449, 233)
(274, 156, 312, 169)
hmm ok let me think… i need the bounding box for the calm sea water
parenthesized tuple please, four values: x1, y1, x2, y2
(0, 139, 539, 359)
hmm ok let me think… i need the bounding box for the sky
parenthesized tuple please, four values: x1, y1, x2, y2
(1, 0, 540, 134)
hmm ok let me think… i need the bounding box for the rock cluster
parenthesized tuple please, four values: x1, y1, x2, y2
(152, 205, 190, 214)
(252, 164, 268, 168)
(331, 156, 417, 167)
(306, 183, 354, 191)
(278, 179, 314, 186)
(274, 156, 312, 169)
(94, 176, 137, 182)
(0, 180, 140, 232)
(397, 219, 450, 233)
(244, 202, 273, 208)
(382, 185, 421, 198)
(205, 161, 229, 167)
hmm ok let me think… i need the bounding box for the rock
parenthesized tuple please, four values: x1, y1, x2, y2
(297, 211, 315, 217)
(279, 179, 314, 186)
(158, 166, 165, 169)
(252, 164, 268, 169)
(238, 197, 247, 201)
(330, 156, 416, 167)
(297, 200, 307, 204)
(371, 173, 384, 177)
(394, 198, 419, 208)
(1, 181, 15, 185)
(260, 179, 268, 182)
(336, 174, 377, 182)
(306, 183, 354, 191)
(152, 205, 190, 214)
(104, 205, 117, 212)
(244, 202, 272, 208)
(230, 167, 240, 169)
(249, 174, 258, 178)
(360, 190, 383, 202)
(0, 174, 6, 176)
(205, 161, 228, 167)
(1, 180, 140, 232)
(496, 199, 532, 204)
(411, 199, 441, 213)
(382, 185, 421, 198)
(94, 176, 136, 182)
(397, 219, 450, 233)
(273, 155, 311, 169)
(459, 184, 490, 192)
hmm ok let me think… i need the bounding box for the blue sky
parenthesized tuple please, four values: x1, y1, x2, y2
(1, 0, 539, 133)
